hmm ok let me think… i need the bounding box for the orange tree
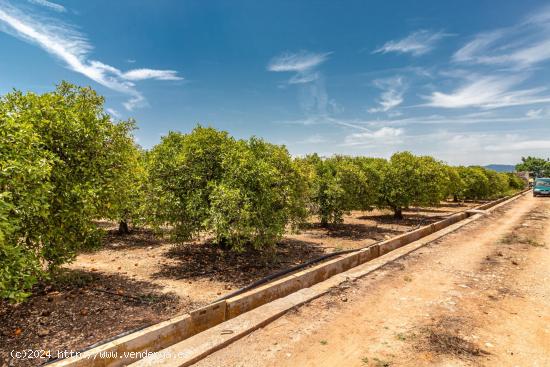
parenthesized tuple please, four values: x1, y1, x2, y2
(378, 152, 448, 219)
(0, 82, 140, 301)
(296, 154, 376, 227)
(146, 126, 308, 251)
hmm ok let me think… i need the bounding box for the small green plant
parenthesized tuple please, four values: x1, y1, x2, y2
(396, 332, 407, 341)
(403, 275, 412, 282)
(373, 357, 392, 367)
(361, 356, 369, 364)
(524, 238, 544, 247)
(394, 331, 417, 341)
(320, 340, 328, 345)
(499, 234, 517, 245)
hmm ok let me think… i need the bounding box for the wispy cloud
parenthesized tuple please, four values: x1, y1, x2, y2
(106, 108, 121, 119)
(423, 74, 550, 109)
(368, 76, 406, 113)
(453, 6, 550, 69)
(360, 112, 544, 128)
(297, 134, 327, 144)
(343, 127, 404, 146)
(525, 108, 544, 118)
(406, 130, 550, 164)
(374, 30, 450, 56)
(268, 50, 336, 118)
(268, 51, 330, 73)
(122, 68, 182, 81)
(0, 1, 182, 110)
(486, 138, 550, 151)
(268, 50, 330, 86)
(27, 0, 65, 13)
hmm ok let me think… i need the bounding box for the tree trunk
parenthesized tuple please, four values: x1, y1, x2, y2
(118, 220, 130, 235)
(320, 216, 329, 228)
(393, 207, 403, 220)
(453, 195, 458, 202)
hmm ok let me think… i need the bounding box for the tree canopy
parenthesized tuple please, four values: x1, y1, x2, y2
(378, 152, 448, 218)
(516, 156, 550, 177)
(0, 82, 141, 301)
(147, 126, 308, 251)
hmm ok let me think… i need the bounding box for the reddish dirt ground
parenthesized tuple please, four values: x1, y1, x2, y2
(0, 201, 478, 367)
(69, 202, 478, 303)
(194, 194, 550, 367)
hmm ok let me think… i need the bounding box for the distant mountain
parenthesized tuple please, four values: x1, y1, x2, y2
(484, 164, 516, 172)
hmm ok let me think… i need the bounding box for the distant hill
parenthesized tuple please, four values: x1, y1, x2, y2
(484, 164, 516, 172)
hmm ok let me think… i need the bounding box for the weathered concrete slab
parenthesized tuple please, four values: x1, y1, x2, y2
(130, 288, 321, 367)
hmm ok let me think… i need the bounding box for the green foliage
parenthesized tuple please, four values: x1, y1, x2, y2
(456, 166, 518, 200)
(457, 166, 490, 200)
(297, 155, 377, 226)
(147, 126, 307, 251)
(98, 121, 147, 231)
(0, 82, 140, 301)
(506, 173, 525, 190)
(1, 95, 54, 301)
(515, 156, 550, 177)
(1, 82, 528, 301)
(483, 169, 509, 198)
(147, 127, 233, 240)
(379, 152, 448, 218)
(208, 137, 308, 251)
(444, 165, 465, 201)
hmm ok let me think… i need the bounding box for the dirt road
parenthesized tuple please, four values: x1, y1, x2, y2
(195, 194, 550, 367)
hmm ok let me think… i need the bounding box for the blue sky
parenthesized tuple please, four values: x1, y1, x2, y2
(1, 0, 550, 165)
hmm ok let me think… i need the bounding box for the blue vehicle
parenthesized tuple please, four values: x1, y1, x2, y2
(533, 178, 550, 197)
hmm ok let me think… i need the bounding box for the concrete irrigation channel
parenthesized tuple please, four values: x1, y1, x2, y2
(50, 191, 529, 367)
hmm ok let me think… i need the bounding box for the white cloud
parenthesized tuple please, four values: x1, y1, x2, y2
(298, 77, 330, 116)
(0, 2, 182, 110)
(268, 50, 330, 86)
(344, 127, 404, 146)
(288, 72, 319, 85)
(297, 134, 327, 144)
(106, 108, 121, 119)
(27, 0, 65, 13)
(361, 112, 544, 127)
(267, 51, 330, 73)
(526, 108, 543, 118)
(486, 139, 550, 151)
(368, 76, 406, 113)
(453, 6, 550, 69)
(268, 50, 336, 118)
(122, 68, 183, 81)
(373, 30, 450, 56)
(423, 75, 550, 109)
(397, 130, 550, 165)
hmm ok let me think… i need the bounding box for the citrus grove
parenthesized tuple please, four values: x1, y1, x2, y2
(0, 84, 525, 302)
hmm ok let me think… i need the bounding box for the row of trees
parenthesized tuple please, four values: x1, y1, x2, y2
(0, 84, 525, 301)
(515, 156, 550, 177)
(294, 153, 524, 224)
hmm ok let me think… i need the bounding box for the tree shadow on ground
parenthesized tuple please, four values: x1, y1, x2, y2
(0, 269, 194, 367)
(152, 239, 326, 287)
(101, 226, 171, 250)
(302, 222, 403, 241)
(407, 207, 464, 214)
(358, 213, 447, 226)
